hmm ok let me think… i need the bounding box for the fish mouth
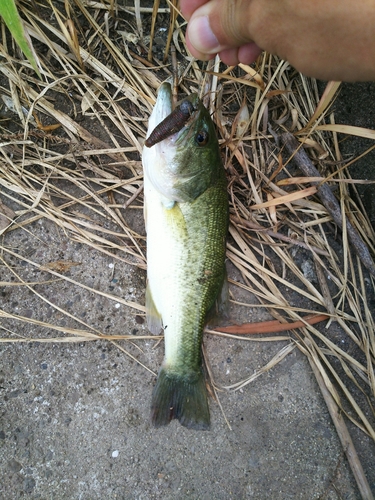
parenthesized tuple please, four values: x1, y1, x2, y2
(142, 83, 204, 204)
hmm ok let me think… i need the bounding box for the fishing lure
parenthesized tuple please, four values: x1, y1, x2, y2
(145, 99, 195, 148)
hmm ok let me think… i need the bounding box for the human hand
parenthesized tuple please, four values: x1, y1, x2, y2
(181, 0, 375, 82)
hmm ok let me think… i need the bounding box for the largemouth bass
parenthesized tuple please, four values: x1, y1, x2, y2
(142, 82, 228, 430)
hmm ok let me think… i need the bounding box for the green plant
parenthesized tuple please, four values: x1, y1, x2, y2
(0, 0, 40, 76)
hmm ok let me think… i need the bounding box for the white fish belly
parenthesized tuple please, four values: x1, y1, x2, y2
(144, 174, 193, 368)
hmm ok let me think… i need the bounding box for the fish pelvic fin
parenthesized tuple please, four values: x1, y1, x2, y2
(151, 367, 210, 430)
(145, 282, 162, 334)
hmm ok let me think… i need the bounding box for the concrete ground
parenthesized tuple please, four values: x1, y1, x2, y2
(0, 82, 375, 498)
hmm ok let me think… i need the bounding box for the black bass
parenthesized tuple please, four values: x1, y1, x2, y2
(142, 82, 228, 430)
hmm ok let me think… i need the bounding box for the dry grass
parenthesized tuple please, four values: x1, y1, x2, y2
(0, 0, 374, 492)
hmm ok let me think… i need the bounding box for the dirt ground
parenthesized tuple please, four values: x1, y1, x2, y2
(329, 82, 375, 227)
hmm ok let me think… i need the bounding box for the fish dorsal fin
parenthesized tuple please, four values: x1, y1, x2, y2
(146, 282, 163, 334)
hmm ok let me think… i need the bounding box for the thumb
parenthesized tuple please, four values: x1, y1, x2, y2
(186, 0, 254, 59)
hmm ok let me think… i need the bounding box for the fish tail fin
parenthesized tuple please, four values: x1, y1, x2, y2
(151, 367, 210, 430)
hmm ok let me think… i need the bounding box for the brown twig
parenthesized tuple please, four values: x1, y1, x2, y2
(314, 257, 336, 318)
(122, 183, 144, 209)
(164, 0, 179, 63)
(306, 343, 374, 500)
(147, 0, 160, 62)
(282, 133, 375, 277)
(170, 45, 178, 109)
(231, 215, 330, 256)
(214, 314, 329, 335)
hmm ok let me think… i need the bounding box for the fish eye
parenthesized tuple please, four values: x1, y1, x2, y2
(195, 130, 209, 146)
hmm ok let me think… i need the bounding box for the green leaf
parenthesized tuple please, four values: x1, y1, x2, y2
(0, 0, 41, 77)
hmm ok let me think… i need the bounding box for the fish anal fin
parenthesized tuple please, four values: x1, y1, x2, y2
(151, 367, 210, 430)
(146, 282, 162, 334)
(206, 269, 230, 327)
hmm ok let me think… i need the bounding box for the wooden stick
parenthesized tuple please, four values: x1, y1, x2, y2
(307, 347, 374, 500)
(282, 133, 375, 277)
(314, 257, 336, 318)
(231, 215, 330, 256)
(122, 183, 143, 209)
(214, 313, 329, 335)
(147, 0, 160, 62)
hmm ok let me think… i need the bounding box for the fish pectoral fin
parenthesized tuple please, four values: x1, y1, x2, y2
(151, 367, 210, 430)
(206, 269, 230, 327)
(161, 196, 175, 209)
(146, 282, 163, 334)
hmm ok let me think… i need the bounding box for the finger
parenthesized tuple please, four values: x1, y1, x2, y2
(180, 0, 208, 20)
(238, 43, 263, 65)
(218, 47, 241, 66)
(187, 0, 254, 56)
(185, 30, 217, 61)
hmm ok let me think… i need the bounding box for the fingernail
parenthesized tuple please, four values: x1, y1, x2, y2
(188, 15, 221, 54)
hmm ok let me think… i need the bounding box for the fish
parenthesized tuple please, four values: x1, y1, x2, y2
(142, 82, 228, 430)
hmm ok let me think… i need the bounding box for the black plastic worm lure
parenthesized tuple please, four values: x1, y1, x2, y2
(145, 100, 195, 148)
